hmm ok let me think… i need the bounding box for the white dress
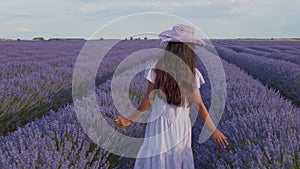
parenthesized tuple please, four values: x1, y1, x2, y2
(133, 60, 205, 169)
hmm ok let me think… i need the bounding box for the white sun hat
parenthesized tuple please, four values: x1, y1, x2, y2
(159, 24, 205, 47)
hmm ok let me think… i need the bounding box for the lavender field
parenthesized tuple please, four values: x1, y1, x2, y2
(0, 40, 299, 168)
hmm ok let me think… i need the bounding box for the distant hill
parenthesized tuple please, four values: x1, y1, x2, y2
(236, 38, 300, 41)
(0, 38, 13, 41)
(48, 38, 86, 41)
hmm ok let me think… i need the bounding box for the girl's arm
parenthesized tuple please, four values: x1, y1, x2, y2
(191, 88, 229, 148)
(114, 81, 156, 127)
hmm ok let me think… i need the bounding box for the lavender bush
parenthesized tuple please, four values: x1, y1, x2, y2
(0, 105, 111, 169)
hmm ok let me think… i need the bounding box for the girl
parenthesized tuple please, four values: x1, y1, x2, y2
(114, 24, 229, 168)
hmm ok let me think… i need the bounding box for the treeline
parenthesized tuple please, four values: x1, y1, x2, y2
(24, 37, 150, 41)
(1, 37, 153, 41)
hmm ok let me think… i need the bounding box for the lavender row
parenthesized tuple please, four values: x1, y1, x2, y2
(191, 59, 299, 168)
(0, 41, 84, 135)
(212, 40, 300, 64)
(233, 46, 300, 65)
(0, 104, 111, 169)
(0, 40, 160, 135)
(0, 71, 150, 168)
(215, 46, 300, 106)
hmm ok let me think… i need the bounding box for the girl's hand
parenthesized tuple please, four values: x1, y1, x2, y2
(114, 116, 133, 128)
(211, 129, 229, 148)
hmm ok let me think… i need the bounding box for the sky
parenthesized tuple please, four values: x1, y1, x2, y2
(0, 0, 299, 39)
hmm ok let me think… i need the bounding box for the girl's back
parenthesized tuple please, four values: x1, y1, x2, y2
(114, 24, 229, 169)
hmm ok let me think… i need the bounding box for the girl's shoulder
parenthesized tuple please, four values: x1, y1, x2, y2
(194, 67, 205, 87)
(194, 67, 202, 76)
(146, 60, 159, 69)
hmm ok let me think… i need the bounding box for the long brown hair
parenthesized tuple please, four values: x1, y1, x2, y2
(154, 42, 197, 107)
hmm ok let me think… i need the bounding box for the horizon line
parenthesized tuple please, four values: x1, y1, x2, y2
(1, 37, 300, 41)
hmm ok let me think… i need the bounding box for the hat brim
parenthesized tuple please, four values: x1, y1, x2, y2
(159, 30, 205, 46)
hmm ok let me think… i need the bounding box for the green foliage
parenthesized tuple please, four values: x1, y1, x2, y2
(33, 37, 45, 41)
